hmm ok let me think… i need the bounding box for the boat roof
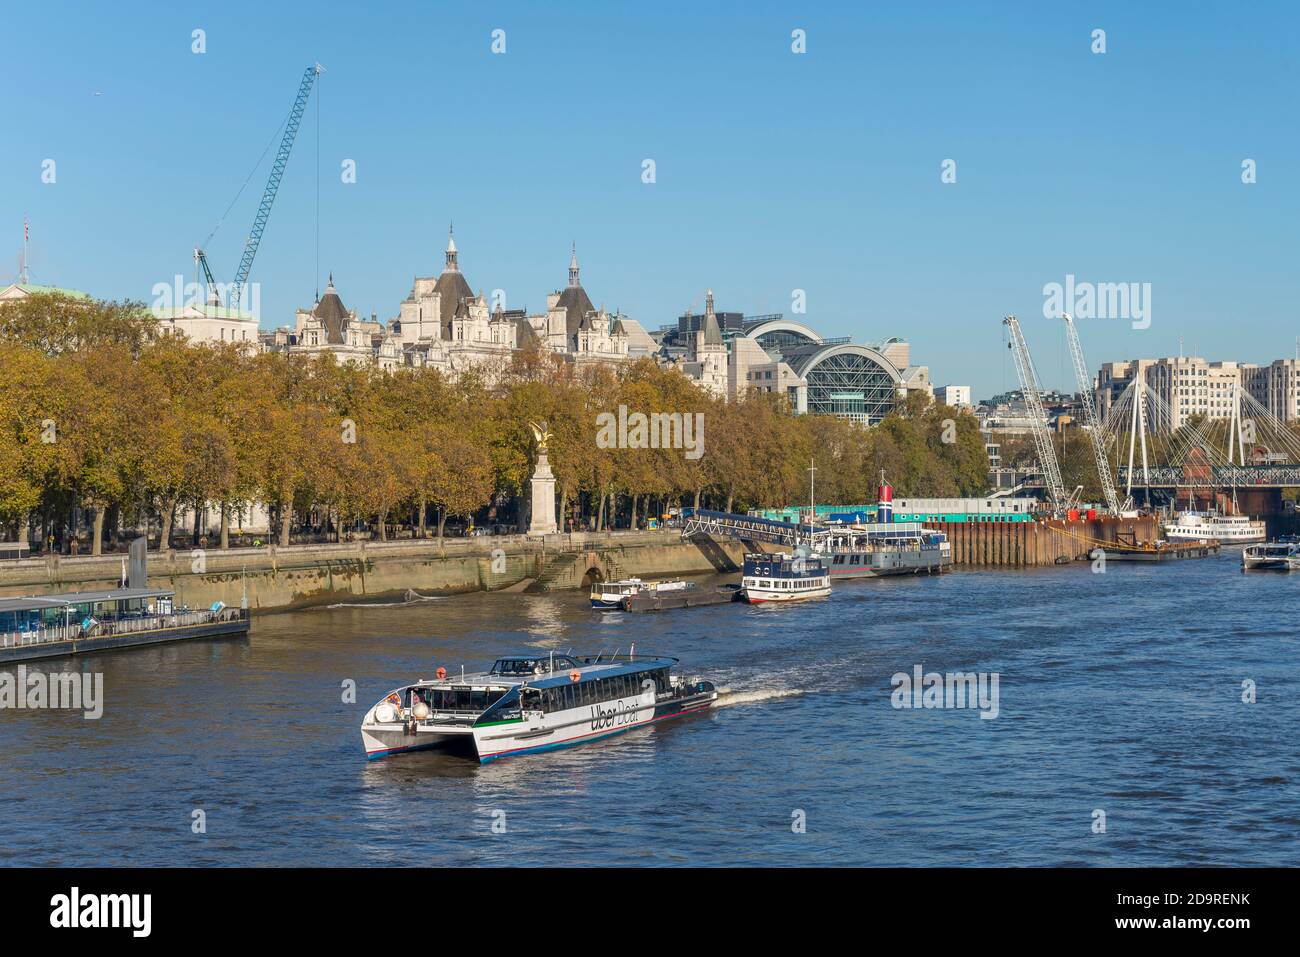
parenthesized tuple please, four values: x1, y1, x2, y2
(519, 656, 678, 691)
(0, 587, 173, 614)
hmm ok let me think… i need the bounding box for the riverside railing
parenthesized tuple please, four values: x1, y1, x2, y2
(0, 607, 249, 650)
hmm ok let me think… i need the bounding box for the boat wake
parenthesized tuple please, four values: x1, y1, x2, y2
(714, 686, 804, 708)
(321, 589, 444, 610)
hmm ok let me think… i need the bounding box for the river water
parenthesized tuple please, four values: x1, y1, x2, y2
(2, 550, 1297, 866)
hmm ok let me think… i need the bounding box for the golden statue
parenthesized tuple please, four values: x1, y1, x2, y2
(528, 420, 552, 455)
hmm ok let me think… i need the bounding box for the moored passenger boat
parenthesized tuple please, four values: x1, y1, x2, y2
(589, 578, 692, 607)
(820, 522, 950, 578)
(741, 552, 831, 603)
(1242, 541, 1300, 571)
(362, 653, 717, 762)
(1163, 510, 1265, 544)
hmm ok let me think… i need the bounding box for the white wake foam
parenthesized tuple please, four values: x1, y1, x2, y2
(321, 590, 444, 610)
(714, 687, 804, 708)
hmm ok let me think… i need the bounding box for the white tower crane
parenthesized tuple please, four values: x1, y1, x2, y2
(1003, 315, 1070, 512)
(1061, 314, 1130, 514)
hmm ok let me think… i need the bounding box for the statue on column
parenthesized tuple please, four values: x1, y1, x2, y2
(526, 420, 558, 535)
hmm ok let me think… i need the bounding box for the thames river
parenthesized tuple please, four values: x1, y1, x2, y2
(2, 551, 1297, 866)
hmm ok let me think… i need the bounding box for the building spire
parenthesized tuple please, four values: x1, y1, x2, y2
(702, 288, 722, 346)
(568, 242, 580, 288)
(445, 223, 458, 272)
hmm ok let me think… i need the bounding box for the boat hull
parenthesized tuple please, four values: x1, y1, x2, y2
(362, 723, 477, 760)
(1242, 544, 1300, 571)
(826, 547, 949, 578)
(472, 690, 716, 763)
(744, 586, 831, 603)
(1242, 558, 1299, 571)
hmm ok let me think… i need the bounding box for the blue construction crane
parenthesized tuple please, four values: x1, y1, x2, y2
(196, 63, 323, 311)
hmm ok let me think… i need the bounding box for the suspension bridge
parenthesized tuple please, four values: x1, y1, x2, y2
(1001, 314, 1300, 518)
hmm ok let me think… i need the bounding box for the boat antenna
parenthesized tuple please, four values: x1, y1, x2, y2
(804, 457, 817, 551)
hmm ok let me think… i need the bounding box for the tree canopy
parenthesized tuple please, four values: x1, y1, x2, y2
(0, 295, 993, 552)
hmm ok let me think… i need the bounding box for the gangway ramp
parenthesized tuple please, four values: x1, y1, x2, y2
(680, 509, 813, 548)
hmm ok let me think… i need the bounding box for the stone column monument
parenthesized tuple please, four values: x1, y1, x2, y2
(526, 420, 558, 536)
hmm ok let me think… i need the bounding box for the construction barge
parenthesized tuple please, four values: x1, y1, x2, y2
(1093, 540, 1221, 563)
(620, 583, 742, 612)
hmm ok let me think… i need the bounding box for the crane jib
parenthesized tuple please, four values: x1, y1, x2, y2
(230, 64, 322, 310)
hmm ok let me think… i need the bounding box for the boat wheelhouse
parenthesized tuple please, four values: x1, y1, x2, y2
(362, 653, 717, 762)
(741, 552, 831, 603)
(590, 579, 645, 607)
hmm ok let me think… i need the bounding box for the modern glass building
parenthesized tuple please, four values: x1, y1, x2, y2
(782, 342, 904, 425)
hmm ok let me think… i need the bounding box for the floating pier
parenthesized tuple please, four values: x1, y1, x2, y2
(0, 538, 250, 664)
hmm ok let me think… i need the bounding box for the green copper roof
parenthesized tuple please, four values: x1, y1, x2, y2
(6, 283, 92, 300)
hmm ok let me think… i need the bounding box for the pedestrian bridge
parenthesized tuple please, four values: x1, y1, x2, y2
(1115, 464, 1300, 488)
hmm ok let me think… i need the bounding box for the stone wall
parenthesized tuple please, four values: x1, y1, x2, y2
(0, 531, 746, 612)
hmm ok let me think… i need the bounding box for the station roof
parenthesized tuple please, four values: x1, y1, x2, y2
(0, 587, 172, 614)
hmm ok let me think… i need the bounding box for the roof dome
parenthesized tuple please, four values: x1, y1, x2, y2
(313, 274, 350, 344)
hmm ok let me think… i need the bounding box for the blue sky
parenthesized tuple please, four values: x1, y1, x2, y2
(2, 0, 1297, 398)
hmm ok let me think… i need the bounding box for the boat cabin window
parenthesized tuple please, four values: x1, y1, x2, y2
(417, 687, 506, 712)
(476, 689, 522, 724)
(490, 655, 575, 677)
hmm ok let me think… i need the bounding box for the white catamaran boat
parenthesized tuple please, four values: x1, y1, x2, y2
(589, 578, 692, 608)
(361, 653, 717, 762)
(1242, 541, 1300, 571)
(1163, 510, 1266, 544)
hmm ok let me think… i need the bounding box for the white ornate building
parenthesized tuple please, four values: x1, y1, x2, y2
(271, 274, 398, 368)
(525, 245, 630, 362)
(673, 289, 729, 397)
(268, 233, 641, 377)
(390, 229, 518, 374)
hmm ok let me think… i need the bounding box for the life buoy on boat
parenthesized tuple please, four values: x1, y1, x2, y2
(569, 669, 581, 682)
(435, 667, 446, 680)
